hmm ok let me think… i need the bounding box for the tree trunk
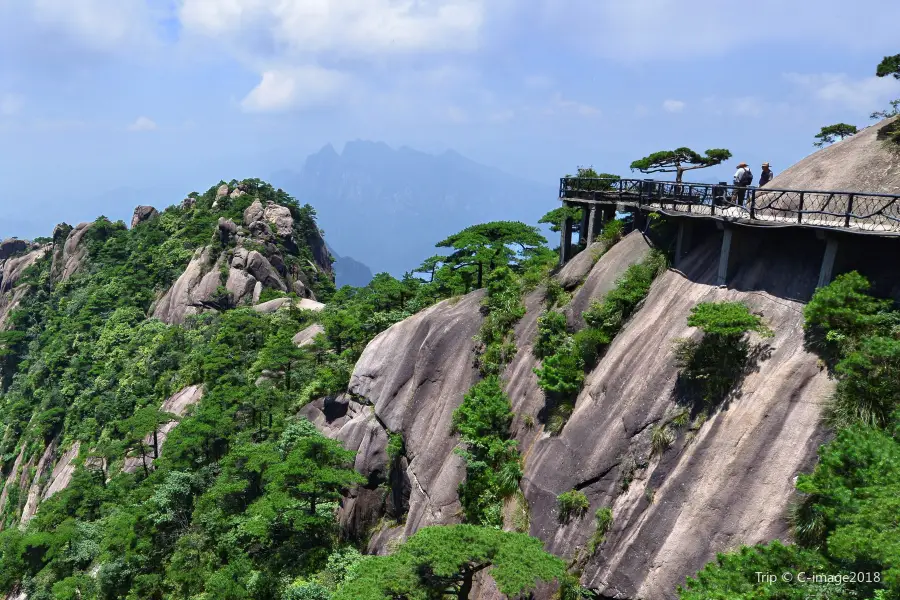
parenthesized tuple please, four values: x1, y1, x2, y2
(458, 563, 491, 600)
(477, 262, 483, 289)
(153, 428, 160, 459)
(140, 445, 149, 477)
(676, 166, 684, 183)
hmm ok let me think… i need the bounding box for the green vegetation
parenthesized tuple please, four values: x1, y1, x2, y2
(876, 54, 900, 79)
(680, 273, 900, 599)
(534, 251, 668, 435)
(333, 525, 565, 600)
(433, 221, 547, 289)
(452, 377, 521, 527)
(534, 310, 569, 360)
(673, 302, 773, 412)
(630, 148, 733, 183)
(0, 178, 569, 599)
(588, 507, 613, 554)
(814, 123, 859, 147)
(557, 490, 589, 524)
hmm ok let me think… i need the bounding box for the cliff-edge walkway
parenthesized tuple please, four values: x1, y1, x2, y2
(558, 177, 900, 288)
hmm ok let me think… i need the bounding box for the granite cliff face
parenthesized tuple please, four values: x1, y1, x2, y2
(309, 230, 833, 598)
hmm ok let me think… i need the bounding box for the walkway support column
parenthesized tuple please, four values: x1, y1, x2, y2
(580, 208, 590, 245)
(717, 224, 733, 287)
(586, 206, 597, 244)
(559, 211, 574, 266)
(675, 219, 693, 267)
(817, 236, 839, 288)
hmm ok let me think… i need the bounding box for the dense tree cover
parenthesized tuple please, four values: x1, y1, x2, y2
(814, 123, 859, 147)
(629, 148, 732, 183)
(333, 525, 565, 600)
(680, 273, 900, 599)
(0, 181, 380, 599)
(0, 176, 583, 599)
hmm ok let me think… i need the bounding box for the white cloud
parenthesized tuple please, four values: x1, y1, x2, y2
(662, 99, 685, 113)
(128, 116, 158, 131)
(783, 72, 900, 114)
(179, 0, 485, 57)
(240, 67, 349, 113)
(0, 94, 24, 116)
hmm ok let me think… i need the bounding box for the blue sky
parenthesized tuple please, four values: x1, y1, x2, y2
(2, 0, 900, 240)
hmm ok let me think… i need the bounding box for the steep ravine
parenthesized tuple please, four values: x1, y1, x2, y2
(319, 229, 833, 599)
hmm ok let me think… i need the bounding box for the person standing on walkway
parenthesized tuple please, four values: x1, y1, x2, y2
(733, 162, 753, 206)
(759, 162, 774, 187)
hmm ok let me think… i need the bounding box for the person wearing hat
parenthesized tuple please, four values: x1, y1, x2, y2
(732, 162, 753, 206)
(759, 162, 774, 187)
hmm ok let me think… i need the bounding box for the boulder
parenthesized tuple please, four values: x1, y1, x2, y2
(296, 298, 326, 312)
(130, 205, 159, 229)
(216, 184, 229, 199)
(252, 281, 263, 304)
(292, 323, 325, 347)
(218, 218, 238, 244)
(152, 246, 224, 324)
(263, 202, 294, 237)
(230, 188, 245, 199)
(246, 251, 287, 291)
(182, 197, 196, 210)
(252, 297, 291, 314)
(243, 199, 265, 226)
(293, 279, 308, 297)
(0, 239, 31, 260)
(231, 247, 249, 270)
(226, 268, 257, 306)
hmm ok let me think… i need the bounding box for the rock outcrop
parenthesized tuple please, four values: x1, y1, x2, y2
(311, 228, 832, 599)
(768, 115, 900, 193)
(311, 292, 486, 549)
(520, 232, 831, 599)
(152, 246, 224, 325)
(0, 239, 35, 261)
(293, 323, 325, 347)
(130, 205, 159, 229)
(0, 246, 46, 330)
(50, 222, 92, 282)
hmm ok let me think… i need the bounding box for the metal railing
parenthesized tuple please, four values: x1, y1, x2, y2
(560, 177, 900, 233)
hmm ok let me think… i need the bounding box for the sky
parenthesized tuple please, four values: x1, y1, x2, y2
(2, 0, 900, 240)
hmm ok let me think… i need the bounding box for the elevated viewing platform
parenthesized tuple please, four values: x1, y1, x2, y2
(560, 177, 900, 235)
(557, 177, 900, 290)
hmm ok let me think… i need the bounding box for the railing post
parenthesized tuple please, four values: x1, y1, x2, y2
(749, 189, 756, 219)
(845, 194, 854, 228)
(798, 192, 804, 224)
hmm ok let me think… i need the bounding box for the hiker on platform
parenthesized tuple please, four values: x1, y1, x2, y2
(759, 162, 774, 187)
(732, 162, 753, 206)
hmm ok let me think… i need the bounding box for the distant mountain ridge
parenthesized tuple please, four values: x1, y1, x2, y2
(272, 141, 557, 276)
